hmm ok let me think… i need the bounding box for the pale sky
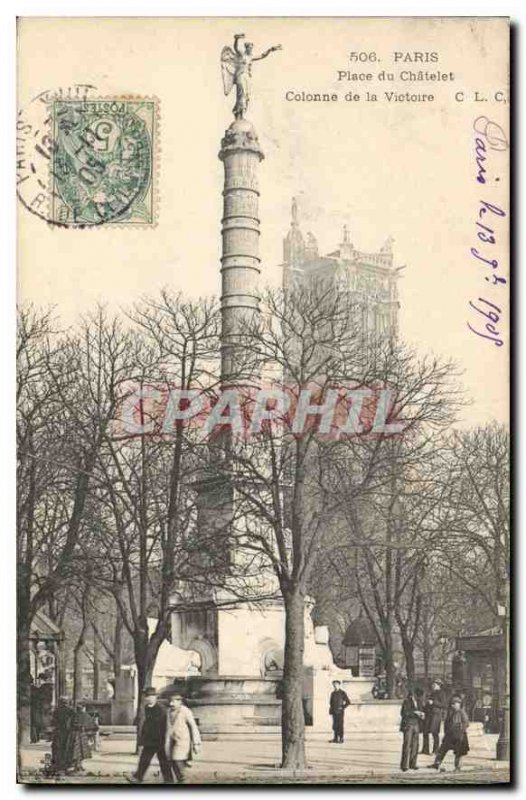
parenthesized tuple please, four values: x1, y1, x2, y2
(17, 17, 509, 425)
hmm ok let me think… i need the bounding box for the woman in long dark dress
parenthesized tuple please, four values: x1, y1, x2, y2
(49, 698, 75, 774)
(432, 696, 470, 772)
(47, 699, 92, 775)
(67, 703, 93, 770)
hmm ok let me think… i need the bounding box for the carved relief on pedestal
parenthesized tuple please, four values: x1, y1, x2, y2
(186, 637, 217, 676)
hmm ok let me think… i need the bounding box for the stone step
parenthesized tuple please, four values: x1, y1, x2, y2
(100, 722, 486, 740)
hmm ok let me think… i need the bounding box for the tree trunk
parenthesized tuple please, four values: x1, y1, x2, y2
(73, 623, 88, 703)
(93, 627, 100, 700)
(17, 442, 36, 756)
(134, 650, 155, 754)
(422, 622, 432, 681)
(423, 643, 430, 680)
(421, 608, 431, 680)
(281, 589, 306, 770)
(384, 626, 396, 698)
(402, 638, 416, 684)
(58, 639, 67, 697)
(112, 613, 123, 701)
(17, 612, 32, 760)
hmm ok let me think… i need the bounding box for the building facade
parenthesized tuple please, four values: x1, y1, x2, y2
(282, 198, 401, 338)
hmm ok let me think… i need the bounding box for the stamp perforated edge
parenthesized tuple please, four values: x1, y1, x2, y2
(48, 95, 160, 230)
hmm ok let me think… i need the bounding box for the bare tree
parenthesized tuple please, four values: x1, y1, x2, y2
(416, 571, 494, 680)
(71, 585, 90, 704)
(206, 279, 461, 767)
(325, 344, 462, 692)
(17, 307, 61, 746)
(86, 291, 222, 739)
(434, 424, 510, 618)
(88, 591, 132, 699)
(17, 305, 137, 750)
(208, 281, 368, 768)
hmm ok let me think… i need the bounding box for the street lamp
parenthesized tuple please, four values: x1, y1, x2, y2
(496, 598, 510, 761)
(438, 632, 448, 683)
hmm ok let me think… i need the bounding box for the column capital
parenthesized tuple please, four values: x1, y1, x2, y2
(219, 119, 264, 161)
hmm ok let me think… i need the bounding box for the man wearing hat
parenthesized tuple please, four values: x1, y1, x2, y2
(399, 689, 425, 771)
(329, 680, 351, 743)
(422, 679, 445, 755)
(432, 695, 470, 772)
(127, 687, 173, 784)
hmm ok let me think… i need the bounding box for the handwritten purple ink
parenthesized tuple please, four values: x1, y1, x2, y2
(467, 117, 508, 347)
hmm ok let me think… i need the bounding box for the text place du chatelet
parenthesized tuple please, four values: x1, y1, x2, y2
(285, 50, 461, 104)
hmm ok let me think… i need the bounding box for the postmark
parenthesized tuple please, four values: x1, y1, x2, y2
(17, 84, 97, 227)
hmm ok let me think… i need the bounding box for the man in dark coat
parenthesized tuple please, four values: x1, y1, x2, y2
(127, 687, 173, 784)
(399, 690, 425, 771)
(432, 696, 470, 772)
(422, 679, 445, 755)
(329, 680, 350, 743)
(30, 681, 44, 743)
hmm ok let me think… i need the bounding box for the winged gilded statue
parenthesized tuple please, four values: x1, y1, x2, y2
(221, 34, 282, 119)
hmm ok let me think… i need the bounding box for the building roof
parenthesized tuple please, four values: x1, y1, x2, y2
(342, 617, 376, 647)
(30, 608, 63, 640)
(456, 627, 504, 652)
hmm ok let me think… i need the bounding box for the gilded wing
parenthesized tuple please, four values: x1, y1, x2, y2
(221, 46, 238, 96)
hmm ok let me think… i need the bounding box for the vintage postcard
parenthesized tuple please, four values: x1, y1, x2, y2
(16, 17, 510, 785)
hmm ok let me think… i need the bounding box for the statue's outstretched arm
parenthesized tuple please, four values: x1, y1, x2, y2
(234, 34, 245, 56)
(253, 44, 282, 61)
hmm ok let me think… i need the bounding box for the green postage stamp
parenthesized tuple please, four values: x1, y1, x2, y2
(50, 98, 158, 226)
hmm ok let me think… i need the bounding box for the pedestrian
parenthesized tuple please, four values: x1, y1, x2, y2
(164, 693, 201, 784)
(329, 680, 350, 743)
(399, 690, 424, 772)
(127, 687, 173, 784)
(432, 696, 470, 772)
(49, 697, 75, 775)
(75, 702, 97, 755)
(422, 679, 445, 755)
(414, 686, 425, 751)
(30, 679, 43, 743)
(91, 710, 101, 752)
(68, 702, 93, 772)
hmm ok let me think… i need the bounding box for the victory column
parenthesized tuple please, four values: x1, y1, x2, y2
(219, 34, 281, 383)
(168, 37, 357, 736)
